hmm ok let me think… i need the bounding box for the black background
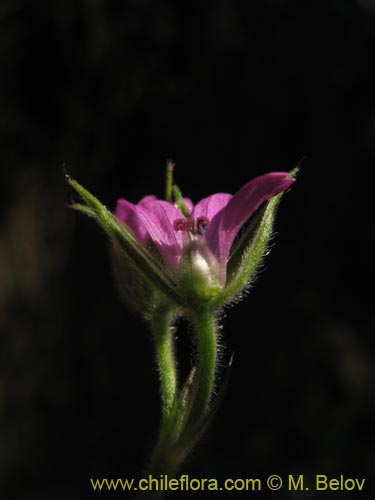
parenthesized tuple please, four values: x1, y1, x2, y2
(0, 1, 374, 499)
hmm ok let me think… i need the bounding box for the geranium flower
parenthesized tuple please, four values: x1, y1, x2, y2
(68, 167, 296, 484)
(115, 172, 294, 290)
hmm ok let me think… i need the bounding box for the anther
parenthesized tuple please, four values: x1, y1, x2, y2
(196, 216, 209, 235)
(173, 216, 210, 234)
(173, 218, 187, 231)
(185, 218, 194, 231)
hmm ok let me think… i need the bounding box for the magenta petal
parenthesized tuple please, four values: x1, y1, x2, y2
(138, 195, 158, 208)
(192, 193, 232, 221)
(140, 195, 193, 214)
(115, 199, 149, 245)
(206, 172, 295, 264)
(137, 201, 185, 274)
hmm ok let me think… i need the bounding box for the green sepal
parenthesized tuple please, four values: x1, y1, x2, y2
(72, 201, 172, 316)
(67, 176, 183, 306)
(110, 245, 166, 320)
(172, 354, 233, 465)
(151, 354, 232, 471)
(216, 169, 297, 307)
(157, 365, 197, 450)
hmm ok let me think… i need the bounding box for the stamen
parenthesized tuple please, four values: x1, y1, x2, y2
(173, 216, 210, 234)
(196, 216, 209, 235)
(173, 218, 187, 231)
(185, 218, 194, 232)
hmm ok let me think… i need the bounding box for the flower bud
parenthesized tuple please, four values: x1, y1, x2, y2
(177, 239, 222, 304)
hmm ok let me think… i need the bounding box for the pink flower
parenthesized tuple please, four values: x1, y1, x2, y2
(115, 173, 294, 288)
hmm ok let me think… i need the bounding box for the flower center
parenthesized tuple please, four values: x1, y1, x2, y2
(173, 216, 210, 235)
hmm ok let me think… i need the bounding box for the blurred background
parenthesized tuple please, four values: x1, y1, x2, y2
(0, 0, 374, 498)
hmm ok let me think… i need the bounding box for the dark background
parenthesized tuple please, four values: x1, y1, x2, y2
(0, 1, 374, 499)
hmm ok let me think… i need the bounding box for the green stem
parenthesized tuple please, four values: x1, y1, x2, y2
(152, 307, 177, 419)
(172, 185, 190, 216)
(133, 310, 178, 500)
(168, 309, 218, 466)
(165, 160, 174, 202)
(134, 310, 219, 500)
(187, 309, 218, 425)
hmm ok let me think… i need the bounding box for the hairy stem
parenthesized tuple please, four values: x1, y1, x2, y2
(165, 160, 174, 202)
(134, 309, 219, 500)
(133, 309, 178, 500)
(169, 309, 219, 466)
(187, 309, 218, 425)
(152, 307, 177, 419)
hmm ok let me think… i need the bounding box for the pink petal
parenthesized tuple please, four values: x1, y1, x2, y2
(115, 199, 149, 245)
(206, 172, 295, 264)
(138, 195, 158, 208)
(137, 201, 185, 274)
(192, 193, 232, 221)
(139, 195, 194, 215)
